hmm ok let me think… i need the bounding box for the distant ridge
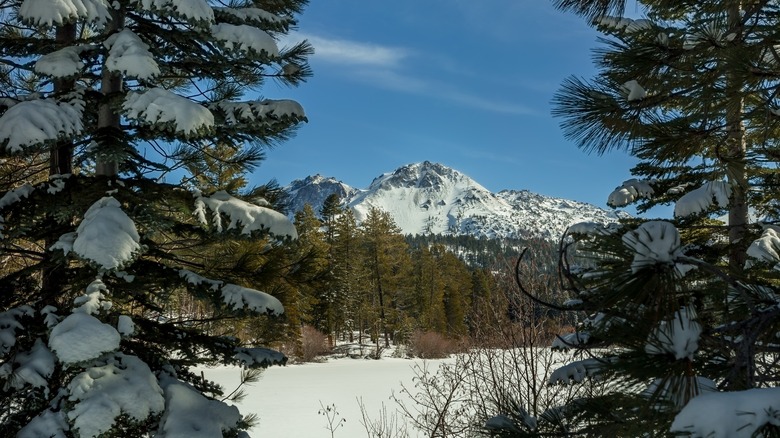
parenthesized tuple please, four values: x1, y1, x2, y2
(285, 161, 627, 240)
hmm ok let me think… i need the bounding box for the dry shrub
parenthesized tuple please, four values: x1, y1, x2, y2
(299, 324, 331, 362)
(408, 330, 461, 359)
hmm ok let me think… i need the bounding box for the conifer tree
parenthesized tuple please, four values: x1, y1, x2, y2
(292, 204, 330, 333)
(410, 244, 447, 333)
(329, 206, 363, 342)
(0, 0, 311, 436)
(481, 1, 780, 436)
(360, 207, 411, 348)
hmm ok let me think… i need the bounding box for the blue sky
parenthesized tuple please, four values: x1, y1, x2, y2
(256, 1, 641, 210)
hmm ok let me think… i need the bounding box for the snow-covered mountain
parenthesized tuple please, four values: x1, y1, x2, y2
(285, 174, 359, 216)
(285, 161, 627, 240)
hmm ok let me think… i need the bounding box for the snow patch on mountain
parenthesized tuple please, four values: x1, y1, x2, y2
(286, 174, 359, 216)
(285, 161, 627, 240)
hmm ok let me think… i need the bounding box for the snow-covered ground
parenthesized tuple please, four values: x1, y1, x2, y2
(202, 356, 455, 437)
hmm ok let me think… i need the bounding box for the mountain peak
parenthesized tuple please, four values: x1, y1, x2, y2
(286, 174, 357, 216)
(285, 162, 626, 239)
(369, 161, 485, 193)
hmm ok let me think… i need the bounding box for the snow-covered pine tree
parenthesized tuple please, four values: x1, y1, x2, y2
(486, 1, 780, 436)
(0, 0, 311, 436)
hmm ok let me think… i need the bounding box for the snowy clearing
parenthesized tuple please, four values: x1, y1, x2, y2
(201, 356, 454, 438)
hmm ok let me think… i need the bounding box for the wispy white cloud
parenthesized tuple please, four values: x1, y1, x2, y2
(291, 32, 538, 117)
(443, 89, 538, 116)
(292, 33, 410, 67)
(353, 68, 538, 116)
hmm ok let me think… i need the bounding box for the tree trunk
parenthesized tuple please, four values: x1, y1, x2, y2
(41, 23, 76, 300)
(373, 251, 390, 348)
(96, 10, 124, 177)
(725, 2, 754, 390)
(50, 23, 76, 176)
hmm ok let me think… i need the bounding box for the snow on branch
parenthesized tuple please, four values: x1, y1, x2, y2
(551, 332, 590, 350)
(674, 180, 730, 218)
(105, 29, 160, 80)
(66, 354, 164, 438)
(595, 16, 652, 33)
(49, 312, 120, 364)
(214, 7, 284, 25)
(0, 99, 83, 153)
(124, 88, 214, 136)
(622, 221, 693, 276)
(179, 269, 222, 290)
(211, 23, 279, 57)
(607, 179, 654, 208)
(34, 46, 84, 78)
(194, 190, 297, 238)
(567, 221, 619, 237)
(548, 358, 602, 384)
(72, 279, 112, 315)
(212, 99, 306, 124)
(19, 0, 111, 26)
(138, 0, 214, 23)
(0, 183, 34, 238)
(73, 197, 141, 270)
(747, 224, 780, 269)
(157, 374, 243, 438)
(0, 184, 34, 210)
(234, 347, 287, 368)
(671, 387, 780, 438)
(644, 306, 701, 360)
(179, 269, 285, 316)
(221, 284, 284, 315)
(643, 376, 716, 411)
(0, 306, 34, 355)
(621, 80, 647, 101)
(3, 339, 56, 391)
(17, 410, 69, 438)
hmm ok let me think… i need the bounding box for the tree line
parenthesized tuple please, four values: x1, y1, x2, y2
(226, 191, 565, 357)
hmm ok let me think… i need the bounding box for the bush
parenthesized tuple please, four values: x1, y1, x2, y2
(407, 330, 462, 359)
(299, 325, 331, 362)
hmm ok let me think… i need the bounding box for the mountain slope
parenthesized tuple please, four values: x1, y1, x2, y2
(285, 174, 358, 216)
(285, 161, 626, 240)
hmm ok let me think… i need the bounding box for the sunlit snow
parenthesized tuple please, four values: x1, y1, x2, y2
(211, 23, 279, 57)
(622, 221, 692, 275)
(139, 0, 213, 23)
(194, 190, 297, 238)
(221, 284, 284, 315)
(124, 88, 214, 136)
(49, 312, 120, 364)
(73, 197, 141, 270)
(607, 178, 654, 208)
(214, 7, 283, 24)
(674, 180, 730, 218)
(747, 224, 780, 268)
(34, 46, 84, 78)
(212, 99, 306, 124)
(0, 100, 83, 152)
(66, 354, 164, 438)
(105, 29, 160, 79)
(18, 0, 111, 26)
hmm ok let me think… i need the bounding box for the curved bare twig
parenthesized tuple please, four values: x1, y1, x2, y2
(515, 248, 581, 312)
